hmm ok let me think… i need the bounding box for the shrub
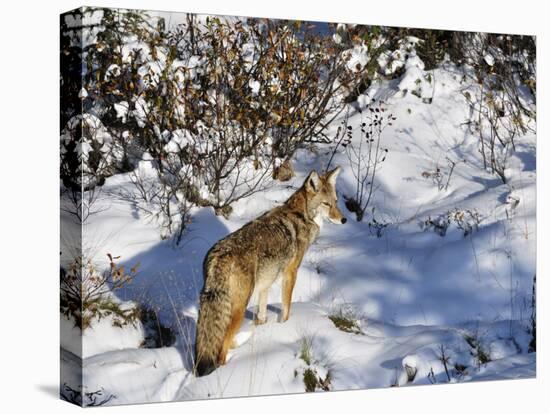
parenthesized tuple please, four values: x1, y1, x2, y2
(139, 306, 176, 348)
(458, 33, 536, 183)
(299, 336, 314, 365)
(343, 100, 394, 221)
(165, 17, 361, 208)
(405, 29, 455, 71)
(367, 207, 390, 238)
(61, 384, 116, 407)
(297, 335, 332, 392)
(60, 253, 140, 330)
(328, 303, 364, 334)
(528, 273, 536, 353)
(421, 157, 463, 192)
(67, 9, 362, 241)
(421, 208, 481, 237)
(464, 331, 491, 367)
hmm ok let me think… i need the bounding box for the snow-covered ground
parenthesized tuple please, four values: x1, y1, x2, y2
(61, 57, 536, 405)
(63, 302, 534, 405)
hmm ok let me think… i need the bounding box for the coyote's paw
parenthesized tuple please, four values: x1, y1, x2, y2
(254, 316, 267, 326)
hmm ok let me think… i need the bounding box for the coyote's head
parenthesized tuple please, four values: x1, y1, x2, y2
(303, 166, 347, 225)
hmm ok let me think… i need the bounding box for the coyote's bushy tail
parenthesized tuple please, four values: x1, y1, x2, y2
(194, 282, 232, 377)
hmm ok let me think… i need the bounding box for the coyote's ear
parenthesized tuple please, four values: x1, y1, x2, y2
(326, 166, 341, 185)
(305, 170, 321, 193)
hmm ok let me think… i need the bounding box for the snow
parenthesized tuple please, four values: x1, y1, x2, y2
(61, 17, 536, 406)
(132, 97, 148, 127)
(378, 36, 422, 76)
(397, 52, 433, 100)
(105, 64, 121, 80)
(78, 87, 87, 99)
(62, 303, 534, 404)
(344, 44, 369, 73)
(248, 79, 261, 95)
(113, 101, 129, 123)
(484, 53, 495, 66)
(61, 313, 144, 359)
(164, 129, 194, 153)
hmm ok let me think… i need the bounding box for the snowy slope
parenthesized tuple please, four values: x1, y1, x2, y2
(63, 59, 536, 405)
(64, 303, 534, 404)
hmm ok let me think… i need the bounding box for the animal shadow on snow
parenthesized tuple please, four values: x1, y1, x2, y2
(113, 207, 232, 370)
(244, 303, 283, 322)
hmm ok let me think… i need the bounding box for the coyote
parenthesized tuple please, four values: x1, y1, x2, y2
(194, 167, 346, 376)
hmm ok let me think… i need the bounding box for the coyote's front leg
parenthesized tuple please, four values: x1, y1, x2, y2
(255, 289, 269, 325)
(281, 259, 300, 322)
